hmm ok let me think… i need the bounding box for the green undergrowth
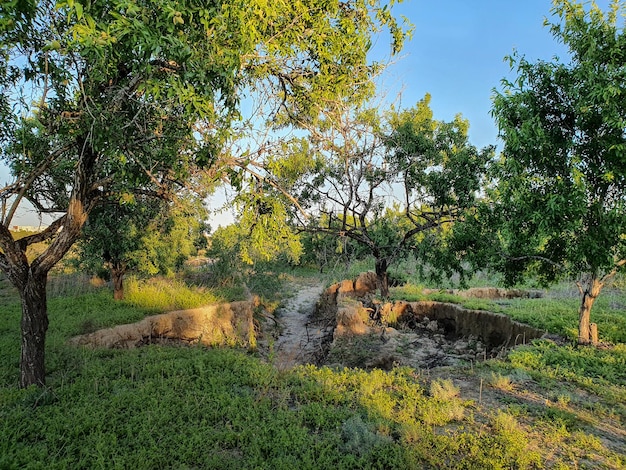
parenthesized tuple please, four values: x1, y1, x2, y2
(500, 294, 626, 344)
(389, 284, 498, 311)
(0, 346, 549, 469)
(124, 276, 245, 313)
(0, 271, 625, 468)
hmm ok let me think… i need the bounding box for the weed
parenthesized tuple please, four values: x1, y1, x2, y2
(488, 372, 515, 392)
(124, 276, 227, 311)
(341, 415, 390, 456)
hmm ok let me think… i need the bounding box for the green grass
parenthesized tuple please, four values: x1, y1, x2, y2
(389, 281, 626, 344)
(0, 270, 625, 468)
(124, 276, 243, 312)
(0, 347, 549, 469)
(500, 292, 626, 344)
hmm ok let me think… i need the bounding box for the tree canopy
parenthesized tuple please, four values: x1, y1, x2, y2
(77, 192, 207, 300)
(0, 0, 409, 387)
(490, 0, 626, 343)
(283, 94, 491, 296)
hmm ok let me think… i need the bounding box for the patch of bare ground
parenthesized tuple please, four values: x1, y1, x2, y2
(268, 278, 328, 370)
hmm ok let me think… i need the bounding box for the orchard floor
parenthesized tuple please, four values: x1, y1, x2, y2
(264, 276, 626, 464)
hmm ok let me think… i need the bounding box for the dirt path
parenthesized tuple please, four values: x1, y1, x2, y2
(273, 279, 327, 370)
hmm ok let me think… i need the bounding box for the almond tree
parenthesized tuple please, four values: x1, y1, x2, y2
(288, 95, 491, 297)
(490, 0, 626, 344)
(77, 193, 207, 300)
(0, 0, 407, 387)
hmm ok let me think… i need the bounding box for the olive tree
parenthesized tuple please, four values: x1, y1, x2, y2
(490, 0, 626, 344)
(0, 0, 407, 387)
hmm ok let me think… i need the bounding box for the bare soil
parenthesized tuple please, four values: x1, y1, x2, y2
(271, 279, 327, 369)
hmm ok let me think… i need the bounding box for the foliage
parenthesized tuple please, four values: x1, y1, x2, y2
(76, 192, 208, 300)
(289, 94, 492, 296)
(509, 341, 626, 387)
(486, 0, 626, 342)
(232, 195, 304, 266)
(123, 276, 235, 312)
(0, 272, 624, 468)
(0, 0, 409, 386)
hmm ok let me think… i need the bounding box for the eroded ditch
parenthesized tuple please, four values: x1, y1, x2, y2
(69, 272, 548, 374)
(311, 273, 547, 371)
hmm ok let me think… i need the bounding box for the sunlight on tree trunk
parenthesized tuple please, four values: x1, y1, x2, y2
(111, 263, 125, 301)
(577, 276, 603, 345)
(19, 273, 48, 388)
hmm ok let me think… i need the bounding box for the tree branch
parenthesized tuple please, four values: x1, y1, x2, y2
(17, 216, 66, 249)
(2, 142, 73, 227)
(600, 258, 626, 285)
(241, 166, 309, 219)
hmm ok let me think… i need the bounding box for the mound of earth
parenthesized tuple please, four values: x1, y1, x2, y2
(70, 300, 256, 349)
(69, 272, 548, 375)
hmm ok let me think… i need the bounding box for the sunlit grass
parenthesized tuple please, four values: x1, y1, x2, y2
(388, 279, 626, 344)
(124, 276, 242, 312)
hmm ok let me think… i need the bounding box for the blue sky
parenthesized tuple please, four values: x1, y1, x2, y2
(374, 0, 577, 150)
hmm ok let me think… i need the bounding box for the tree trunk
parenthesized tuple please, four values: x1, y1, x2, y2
(578, 276, 603, 345)
(375, 257, 390, 298)
(110, 262, 126, 300)
(19, 271, 49, 388)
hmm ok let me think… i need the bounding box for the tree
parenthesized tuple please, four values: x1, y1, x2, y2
(77, 193, 207, 300)
(300, 213, 367, 272)
(0, 0, 407, 387)
(490, 0, 626, 344)
(289, 95, 491, 297)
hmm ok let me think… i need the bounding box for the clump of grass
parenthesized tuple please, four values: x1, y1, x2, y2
(485, 410, 542, 468)
(389, 284, 426, 302)
(430, 378, 461, 401)
(124, 276, 227, 312)
(488, 372, 515, 392)
(322, 258, 375, 286)
(422, 379, 465, 425)
(341, 415, 390, 456)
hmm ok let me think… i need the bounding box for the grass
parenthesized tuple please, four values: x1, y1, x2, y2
(389, 280, 626, 344)
(0, 351, 550, 469)
(0, 268, 625, 468)
(124, 276, 241, 312)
